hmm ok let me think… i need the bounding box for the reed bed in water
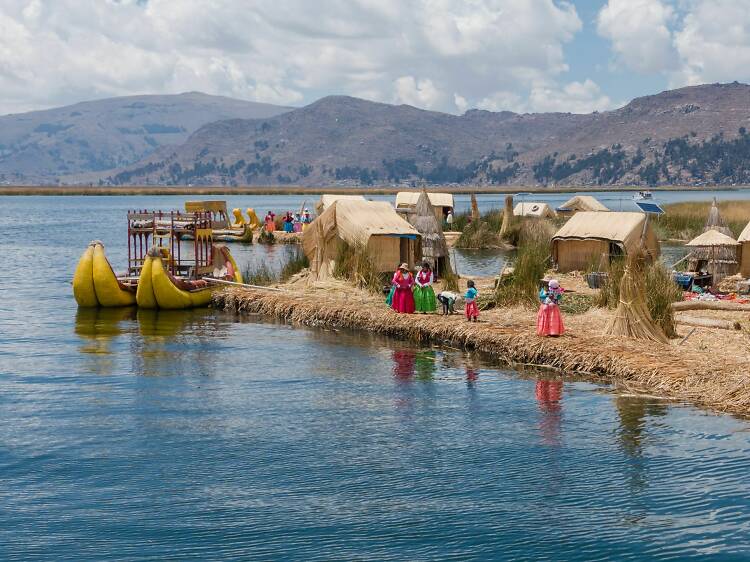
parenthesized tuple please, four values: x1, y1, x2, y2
(214, 286, 750, 416)
(655, 200, 750, 240)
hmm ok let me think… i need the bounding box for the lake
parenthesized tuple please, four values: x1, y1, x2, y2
(1, 195, 749, 560)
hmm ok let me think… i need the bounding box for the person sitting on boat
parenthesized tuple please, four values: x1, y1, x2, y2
(264, 211, 276, 233)
(413, 262, 437, 314)
(465, 280, 479, 321)
(537, 279, 565, 337)
(283, 212, 294, 233)
(212, 245, 236, 281)
(390, 263, 415, 314)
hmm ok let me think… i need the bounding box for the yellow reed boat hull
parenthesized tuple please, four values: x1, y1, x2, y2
(136, 253, 213, 310)
(73, 244, 98, 307)
(73, 242, 136, 307)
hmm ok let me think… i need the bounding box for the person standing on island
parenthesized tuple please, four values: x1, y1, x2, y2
(446, 210, 454, 231)
(390, 263, 415, 314)
(413, 262, 437, 314)
(465, 280, 479, 322)
(537, 279, 565, 337)
(264, 211, 276, 233)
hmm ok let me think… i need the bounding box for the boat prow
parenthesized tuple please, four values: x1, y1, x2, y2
(73, 241, 136, 307)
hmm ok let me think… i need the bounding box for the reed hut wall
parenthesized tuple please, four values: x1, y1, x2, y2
(552, 212, 660, 273)
(741, 242, 750, 278)
(409, 191, 449, 273)
(303, 199, 421, 281)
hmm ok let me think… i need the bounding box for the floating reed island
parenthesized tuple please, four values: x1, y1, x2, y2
(213, 274, 750, 417)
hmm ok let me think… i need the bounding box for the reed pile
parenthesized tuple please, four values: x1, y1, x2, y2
(214, 286, 750, 416)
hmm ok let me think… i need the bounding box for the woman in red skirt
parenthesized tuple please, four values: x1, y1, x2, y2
(390, 263, 415, 314)
(537, 279, 564, 336)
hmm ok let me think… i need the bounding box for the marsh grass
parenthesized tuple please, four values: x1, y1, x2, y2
(655, 200, 750, 240)
(242, 246, 309, 286)
(495, 220, 553, 308)
(333, 241, 384, 293)
(258, 229, 275, 244)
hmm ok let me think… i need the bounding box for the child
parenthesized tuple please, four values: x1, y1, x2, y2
(464, 280, 479, 321)
(537, 279, 565, 337)
(437, 290, 457, 315)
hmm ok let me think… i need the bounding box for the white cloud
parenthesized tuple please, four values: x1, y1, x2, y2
(597, 0, 677, 73)
(477, 80, 612, 114)
(672, 0, 750, 86)
(0, 0, 584, 115)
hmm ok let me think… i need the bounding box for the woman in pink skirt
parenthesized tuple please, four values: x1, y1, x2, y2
(537, 279, 565, 337)
(390, 263, 416, 314)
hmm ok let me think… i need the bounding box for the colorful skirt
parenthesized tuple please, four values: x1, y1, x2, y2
(413, 285, 436, 312)
(537, 304, 564, 336)
(465, 300, 479, 319)
(385, 285, 395, 306)
(391, 287, 415, 314)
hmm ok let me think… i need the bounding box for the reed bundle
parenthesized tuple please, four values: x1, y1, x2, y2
(605, 252, 668, 343)
(214, 285, 750, 416)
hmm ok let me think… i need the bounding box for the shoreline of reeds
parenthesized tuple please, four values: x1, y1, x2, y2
(3, 184, 750, 196)
(214, 286, 749, 418)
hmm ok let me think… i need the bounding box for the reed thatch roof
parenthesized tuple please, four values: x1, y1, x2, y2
(513, 202, 556, 218)
(557, 195, 609, 213)
(395, 191, 454, 209)
(686, 229, 739, 247)
(409, 191, 448, 259)
(738, 221, 750, 243)
(553, 211, 647, 244)
(316, 194, 367, 214)
(703, 198, 733, 237)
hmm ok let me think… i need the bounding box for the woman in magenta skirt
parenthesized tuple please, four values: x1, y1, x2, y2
(537, 279, 565, 337)
(390, 263, 415, 314)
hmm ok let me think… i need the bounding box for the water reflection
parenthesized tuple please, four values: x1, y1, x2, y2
(535, 379, 563, 447)
(74, 307, 137, 374)
(615, 395, 668, 493)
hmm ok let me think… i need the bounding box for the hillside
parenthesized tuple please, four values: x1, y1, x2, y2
(107, 83, 750, 187)
(0, 93, 291, 182)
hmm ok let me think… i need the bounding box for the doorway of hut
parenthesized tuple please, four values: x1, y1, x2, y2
(399, 236, 420, 271)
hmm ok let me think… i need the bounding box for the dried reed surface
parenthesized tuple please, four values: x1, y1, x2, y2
(214, 276, 750, 416)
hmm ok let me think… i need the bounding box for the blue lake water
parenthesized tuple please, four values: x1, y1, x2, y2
(1, 195, 750, 560)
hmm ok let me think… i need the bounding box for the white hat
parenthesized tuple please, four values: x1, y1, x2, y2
(548, 279, 560, 289)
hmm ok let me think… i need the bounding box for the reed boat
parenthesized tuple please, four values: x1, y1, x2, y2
(73, 209, 242, 310)
(181, 201, 259, 243)
(73, 241, 137, 307)
(136, 244, 242, 309)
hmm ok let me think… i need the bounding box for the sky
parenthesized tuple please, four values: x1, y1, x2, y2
(1, 0, 750, 116)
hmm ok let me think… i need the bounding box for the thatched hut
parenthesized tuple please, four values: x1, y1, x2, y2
(513, 202, 556, 218)
(552, 212, 660, 272)
(408, 191, 450, 275)
(315, 194, 366, 215)
(740, 221, 750, 278)
(556, 195, 609, 215)
(395, 191, 454, 220)
(685, 229, 739, 285)
(686, 198, 737, 280)
(303, 199, 421, 281)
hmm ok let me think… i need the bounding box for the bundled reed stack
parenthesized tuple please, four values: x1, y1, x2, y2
(471, 193, 481, 223)
(500, 195, 514, 238)
(703, 198, 733, 237)
(409, 190, 450, 276)
(605, 250, 668, 344)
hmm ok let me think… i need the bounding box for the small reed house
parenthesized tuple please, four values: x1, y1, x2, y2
(552, 212, 660, 272)
(303, 199, 421, 281)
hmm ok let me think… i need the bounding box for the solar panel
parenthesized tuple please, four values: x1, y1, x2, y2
(634, 201, 665, 215)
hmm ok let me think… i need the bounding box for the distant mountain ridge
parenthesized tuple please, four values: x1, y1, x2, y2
(0, 92, 292, 182)
(6, 83, 750, 187)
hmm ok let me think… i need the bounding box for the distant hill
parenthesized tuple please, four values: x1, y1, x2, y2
(9, 83, 750, 187)
(0, 93, 291, 182)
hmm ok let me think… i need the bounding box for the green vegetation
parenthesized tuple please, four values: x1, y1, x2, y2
(241, 247, 309, 286)
(494, 221, 553, 308)
(653, 200, 750, 240)
(333, 242, 384, 294)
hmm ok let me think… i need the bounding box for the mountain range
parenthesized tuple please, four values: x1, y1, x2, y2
(4, 83, 750, 187)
